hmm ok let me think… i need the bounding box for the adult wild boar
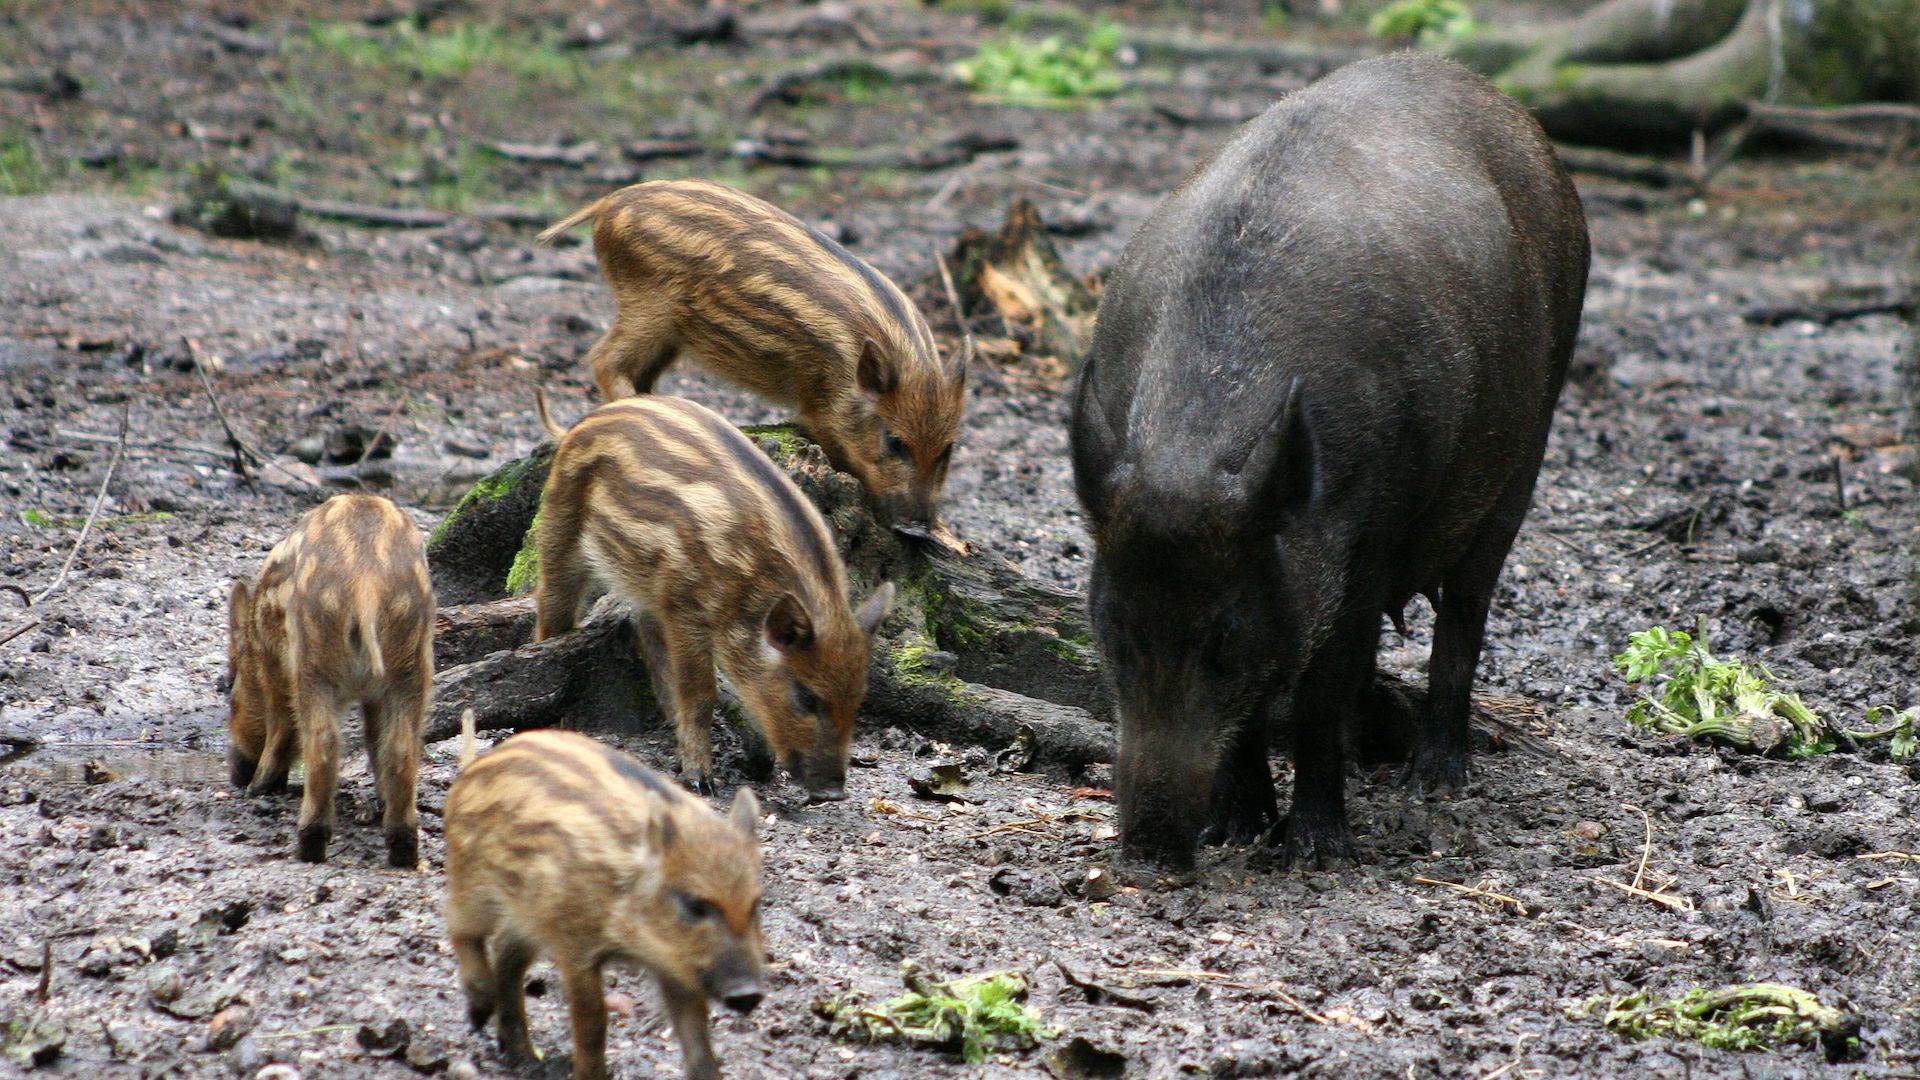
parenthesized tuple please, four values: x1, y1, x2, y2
(1071, 53, 1589, 869)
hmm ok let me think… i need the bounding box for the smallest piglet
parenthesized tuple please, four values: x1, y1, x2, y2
(227, 493, 434, 868)
(445, 713, 766, 1080)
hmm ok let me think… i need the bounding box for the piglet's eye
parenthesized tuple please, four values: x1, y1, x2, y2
(792, 684, 821, 716)
(674, 891, 719, 923)
(883, 433, 911, 460)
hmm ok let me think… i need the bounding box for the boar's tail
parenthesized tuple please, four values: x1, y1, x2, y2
(534, 386, 568, 442)
(353, 590, 386, 682)
(535, 198, 606, 246)
(458, 708, 478, 768)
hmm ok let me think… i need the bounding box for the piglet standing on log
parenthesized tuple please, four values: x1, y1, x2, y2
(446, 711, 766, 1080)
(227, 493, 434, 867)
(538, 179, 968, 542)
(1071, 53, 1590, 869)
(533, 392, 894, 801)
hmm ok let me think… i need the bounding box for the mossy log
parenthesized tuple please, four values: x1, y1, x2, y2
(420, 426, 1113, 770)
(1457, 0, 1920, 147)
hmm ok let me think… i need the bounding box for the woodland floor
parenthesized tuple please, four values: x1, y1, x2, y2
(1, 1, 1917, 1077)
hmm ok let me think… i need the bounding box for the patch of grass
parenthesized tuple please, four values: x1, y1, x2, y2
(1579, 984, 1858, 1057)
(303, 19, 578, 84)
(1368, 0, 1478, 44)
(0, 131, 47, 195)
(953, 22, 1123, 107)
(740, 423, 808, 458)
(19, 508, 54, 528)
(1614, 620, 1832, 757)
(817, 964, 1055, 1064)
(19, 509, 175, 530)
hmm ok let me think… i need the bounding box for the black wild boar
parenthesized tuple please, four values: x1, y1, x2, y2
(538, 179, 968, 537)
(533, 392, 894, 801)
(445, 715, 765, 1080)
(1071, 53, 1590, 868)
(227, 493, 435, 867)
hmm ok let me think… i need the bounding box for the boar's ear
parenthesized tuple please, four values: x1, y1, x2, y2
(855, 339, 898, 401)
(764, 593, 815, 654)
(1069, 359, 1126, 522)
(947, 337, 971, 390)
(729, 787, 761, 837)
(1231, 377, 1317, 518)
(229, 581, 253, 623)
(853, 582, 895, 636)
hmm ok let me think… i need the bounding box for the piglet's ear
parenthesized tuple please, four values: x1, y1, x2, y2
(729, 787, 761, 837)
(853, 582, 895, 636)
(765, 594, 815, 653)
(229, 581, 253, 629)
(855, 339, 897, 401)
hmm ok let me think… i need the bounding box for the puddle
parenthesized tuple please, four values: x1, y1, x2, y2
(0, 742, 230, 786)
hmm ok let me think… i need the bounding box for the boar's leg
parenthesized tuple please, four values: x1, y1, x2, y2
(1279, 612, 1381, 867)
(659, 978, 719, 1080)
(489, 933, 540, 1064)
(587, 298, 679, 400)
(365, 690, 423, 869)
(244, 680, 298, 795)
(1199, 707, 1279, 847)
(557, 957, 611, 1080)
(1407, 586, 1495, 795)
(293, 690, 341, 863)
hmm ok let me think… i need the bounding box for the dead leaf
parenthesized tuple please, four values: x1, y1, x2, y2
(908, 762, 974, 803)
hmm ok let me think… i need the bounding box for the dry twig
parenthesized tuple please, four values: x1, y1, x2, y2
(1413, 875, 1531, 916)
(1594, 804, 1695, 912)
(28, 402, 129, 606)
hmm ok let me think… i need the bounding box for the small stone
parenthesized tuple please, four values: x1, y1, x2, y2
(255, 1066, 302, 1080)
(288, 436, 325, 465)
(206, 1005, 254, 1052)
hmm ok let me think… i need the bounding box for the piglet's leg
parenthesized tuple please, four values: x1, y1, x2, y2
(293, 688, 340, 863)
(366, 688, 423, 869)
(491, 934, 539, 1065)
(446, 898, 497, 1032)
(646, 621, 718, 796)
(558, 958, 610, 1080)
(660, 978, 719, 1080)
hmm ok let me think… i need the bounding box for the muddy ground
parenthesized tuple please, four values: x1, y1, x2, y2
(2, 1, 1918, 1077)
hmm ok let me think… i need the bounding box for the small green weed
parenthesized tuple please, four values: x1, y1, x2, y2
(1368, 0, 1478, 44)
(0, 131, 47, 195)
(301, 19, 577, 84)
(1613, 620, 1831, 757)
(1578, 983, 1858, 1057)
(817, 964, 1055, 1064)
(953, 23, 1123, 106)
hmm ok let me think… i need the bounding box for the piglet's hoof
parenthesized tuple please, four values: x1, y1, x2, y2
(297, 826, 330, 864)
(386, 828, 419, 869)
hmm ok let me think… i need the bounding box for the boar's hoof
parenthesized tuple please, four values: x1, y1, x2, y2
(683, 771, 717, 798)
(386, 828, 419, 869)
(297, 825, 331, 864)
(722, 989, 764, 1014)
(227, 750, 258, 789)
(465, 1001, 493, 1033)
(1401, 749, 1471, 801)
(1275, 816, 1353, 870)
(803, 782, 847, 804)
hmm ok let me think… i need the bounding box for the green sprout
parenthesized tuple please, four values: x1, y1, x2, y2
(1613, 619, 1831, 757)
(952, 23, 1123, 107)
(1579, 983, 1858, 1057)
(1368, 0, 1478, 44)
(817, 964, 1056, 1064)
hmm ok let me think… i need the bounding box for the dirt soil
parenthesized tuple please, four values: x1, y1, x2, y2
(2, 2, 1918, 1078)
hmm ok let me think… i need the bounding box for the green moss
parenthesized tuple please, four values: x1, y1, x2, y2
(428, 451, 547, 546)
(504, 509, 542, 596)
(740, 423, 808, 458)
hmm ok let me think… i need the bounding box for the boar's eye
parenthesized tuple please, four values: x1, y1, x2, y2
(673, 890, 719, 924)
(792, 683, 821, 717)
(883, 432, 912, 461)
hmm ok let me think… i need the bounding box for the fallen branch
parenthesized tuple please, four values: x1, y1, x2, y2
(747, 53, 948, 114)
(29, 402, 128, 606)
(0, 620, 40, 648)
(296, 198, 554, 230)
(483, 140, 600, 165)
(1413, 876, 1532, 916)
(186, 338, 320, 492)
(733, 131, 1017, 171)
(1742, 293, 1916, 326)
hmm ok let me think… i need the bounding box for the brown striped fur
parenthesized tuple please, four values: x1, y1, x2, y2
(539, 179, 967, 529)
(445, 724, 765, 1080)
(227, 494, 434, 867)
(534, 394, 893, 800)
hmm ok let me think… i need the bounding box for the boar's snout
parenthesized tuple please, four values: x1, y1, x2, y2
(722, 988, 764, 1014)
(784, 748, 849, 804)
(703, 961, 765, 1013)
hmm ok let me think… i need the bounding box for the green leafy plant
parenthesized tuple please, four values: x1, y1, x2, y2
(1579, 983, 1858, 1057)
(817, 964, 1056, 1064)
(1613, 620, 1832, 757)
(0, 132, 47, 196)
(1857, 705, 1918, 762)
(1368, 0, 1478, 44)
(952, 23, 1123, 106)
